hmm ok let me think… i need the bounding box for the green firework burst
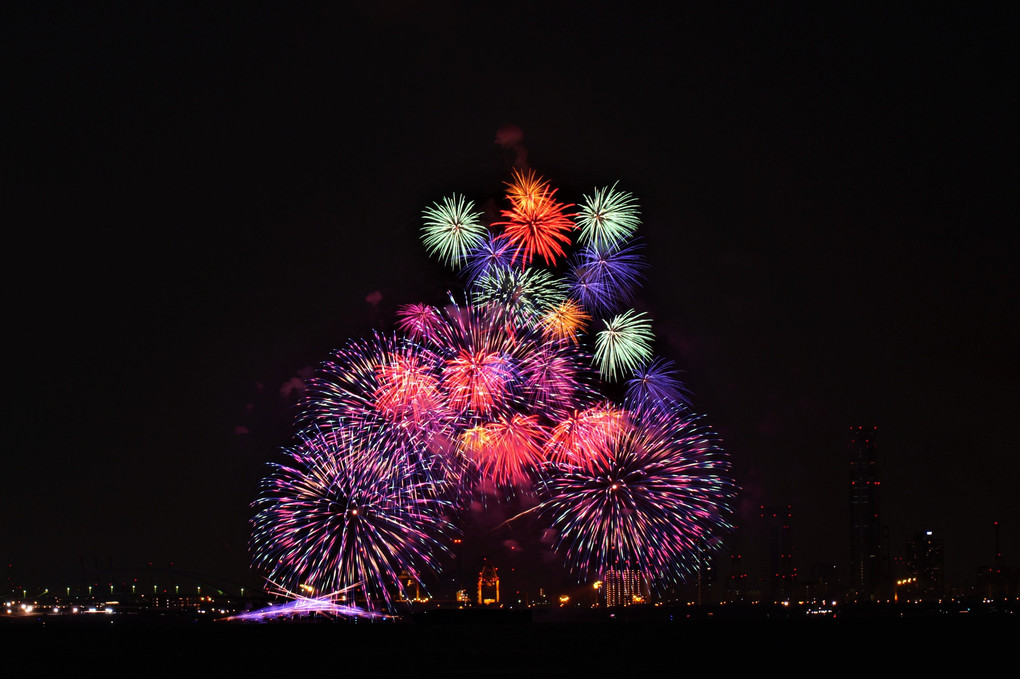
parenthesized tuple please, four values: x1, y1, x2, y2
(594, 309, 654, 381)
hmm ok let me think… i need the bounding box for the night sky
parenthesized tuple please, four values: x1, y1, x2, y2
(5, 3, 1016, 594)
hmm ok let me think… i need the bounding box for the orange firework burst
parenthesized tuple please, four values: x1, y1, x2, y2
(504, 167, 550, 210)
(541, 299, 591, 345)
(495, 170, 575, 268)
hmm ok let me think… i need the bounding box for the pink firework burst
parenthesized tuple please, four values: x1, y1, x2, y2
(395, 303, 448, 344)
(443, 348, 515, 417)
(374, 353, 448, 427)
(545, 403, 628, 469)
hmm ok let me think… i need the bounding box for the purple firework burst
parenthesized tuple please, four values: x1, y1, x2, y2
(538, 403, 735, 587)
(250, 425, 458, 611)
(625, 357, 692, 410)
(566, 239, 647, 316)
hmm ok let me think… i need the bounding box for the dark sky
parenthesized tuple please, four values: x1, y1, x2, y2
(5, 3, 1016, 594)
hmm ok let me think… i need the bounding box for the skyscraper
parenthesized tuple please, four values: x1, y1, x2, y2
(760, 504, 795, 602)
(905, 530, 945, 600)
(848, 425, 884, 601)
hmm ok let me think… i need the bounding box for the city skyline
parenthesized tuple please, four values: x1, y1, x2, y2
(5, 445, 1011, 604)
(5, 4, 1016, 604)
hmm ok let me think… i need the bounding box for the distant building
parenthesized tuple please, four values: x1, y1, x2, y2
(976, 521, 1016, 598)
(760, 505, 796, 602)
(397, 570, 424, 603)
(660, 542, 720, 605)
(693, 545, 719, 605)
(803, 562, 839, 603)
(904, 530, 945, 600)
(848, 425, 888, 601)
(603, 568, 647, 607)
(727, 552, 749, 603)
(477, 561, 499, 605)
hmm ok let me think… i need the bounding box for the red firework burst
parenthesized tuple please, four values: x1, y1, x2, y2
(443, 349, 513, 416)
(494, 170, 575, 267)
(460, 414, 545, 488)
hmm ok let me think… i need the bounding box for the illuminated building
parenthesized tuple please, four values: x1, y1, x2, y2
(477, 561, 499, 605)
(603, 568, 646, 607)
(397, 570, 424, 603)
(760, 504, 795, 602)
(692, 545, 718, 605)
(976, 521, 1015, 599)
(848, 425, 887, 601)
(904, 530, 944, 600)
(727, 552, 749, 602)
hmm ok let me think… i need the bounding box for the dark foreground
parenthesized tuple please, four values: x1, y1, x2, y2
(3, 605, 1014, 675)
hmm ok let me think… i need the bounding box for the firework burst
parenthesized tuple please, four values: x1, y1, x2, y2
(575, 182, 642, 252)
(541, 299, 591, 345)
(504, 167, 551, 209)
(518, 340, 598, 420)
(395, 303, 446, 343)
(421, 194, 487, 269)
(594, 309, 655, 381)
(460, 413, 546, 490)
(625, 357, 691, 410)
(494, 171, 575, 268)
(250, 426, 457, 610)
(470, 265, 568, 324)
(300, 333, 453, 439)
(538, 404, 735, 586)
(443, 348, 515, 417)
(567, 239, 647, 315)
(544, 402, 628, 468)
(253, 163, 735, 608)
(462, 232, 515, 285)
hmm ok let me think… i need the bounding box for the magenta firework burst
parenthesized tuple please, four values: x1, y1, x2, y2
(538, 404, 735, 585)
(251, 163, 735, 610)
(250, 426, 457, 610)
